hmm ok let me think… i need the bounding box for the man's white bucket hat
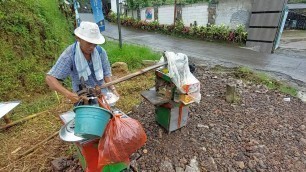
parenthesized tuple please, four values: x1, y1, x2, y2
(74, 21, 105, 44)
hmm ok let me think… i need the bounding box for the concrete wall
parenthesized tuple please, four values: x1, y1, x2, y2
(158, 5, 175, 25)
(111, 0, 117, 13)
(182, 3, 209, 26)
(127, 10, 138, 19)
(215, 0, 252, 28)
(118, 0, 252, 28)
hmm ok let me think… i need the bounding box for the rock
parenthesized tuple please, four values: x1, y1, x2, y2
(141, 163, 146, 169)
(204, 157, 218, 171)
(143, 149, 148, 154)
(300, 138, 306, 146)
(111, 62, 129, 77)
(226, 84, 239, 103)
(248, 160, 256, 169)
(180, 157, 188, 165)
(227, 166, 237, 172)
(51, 157, 68, 171)
(185, 165, 197, 172)
(189, 156, 200, 172)
(249, 139, 259, 145)
(132, 105, 139, 112)
(246, 145, 257, 151)
(201, 147, 207, 152)
(197, 124, 209, 129)
(236, 161, 245, 169)
(159, 129, 163, 138)
(300, 125, 306, 131)
(190, 138, 198, 143)
(258, 160, 266, 169)
(160, 160, 175, 172)
(175, 166, 184, 172)
(130, 160, 139, 171)
(130, 153, 141, 160)
(258, 145, 268, 153)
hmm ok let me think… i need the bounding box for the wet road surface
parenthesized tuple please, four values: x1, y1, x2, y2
(80, 13, 306, 85)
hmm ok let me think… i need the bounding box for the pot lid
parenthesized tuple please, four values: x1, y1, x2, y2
(59, 119, 86, 142)
(59, 111, 76, 124)
(0, 101, 20, 119)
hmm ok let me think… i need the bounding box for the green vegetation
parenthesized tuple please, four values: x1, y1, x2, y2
(108, 13, 248, 44)
(234, 67, 298, 97)
(212, 66, 297, 97)
(103, 40, 161, 69)
(126, 0, 211, 9)
(0, 0, 160, 120)
(0, 0, 74, 101)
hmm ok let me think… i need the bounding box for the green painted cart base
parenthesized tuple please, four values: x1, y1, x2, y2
(75, 144, 129, 172)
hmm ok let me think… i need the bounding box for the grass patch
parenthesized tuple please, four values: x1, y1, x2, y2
(0, 0, 73, 101)
(115, 72, 155, 112)
(233, 67, 298, 96)
(0, 1, 160, 169)
(103, 39, 161, 70)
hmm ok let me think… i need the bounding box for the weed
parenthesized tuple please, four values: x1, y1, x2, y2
(234, 67, 297, 97)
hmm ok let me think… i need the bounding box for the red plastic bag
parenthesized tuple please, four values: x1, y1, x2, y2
(79, 139, 103, 172)
(98, 114, 147, 169)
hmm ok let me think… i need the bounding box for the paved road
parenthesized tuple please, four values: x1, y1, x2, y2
(80, 13, 306, 86)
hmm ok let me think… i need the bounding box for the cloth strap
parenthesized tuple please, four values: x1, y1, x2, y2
(74, 42, 104, 81)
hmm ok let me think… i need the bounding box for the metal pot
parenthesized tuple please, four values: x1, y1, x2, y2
(59, 119, 86, 142)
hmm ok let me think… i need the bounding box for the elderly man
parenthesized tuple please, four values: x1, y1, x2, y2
(46, 21, 118, 103)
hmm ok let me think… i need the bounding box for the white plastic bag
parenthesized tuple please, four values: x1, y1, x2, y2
(159, 52, 201, 103)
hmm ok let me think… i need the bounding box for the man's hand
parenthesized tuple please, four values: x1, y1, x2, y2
(66, 92, 80, 104)
(112, 89, 120, 97)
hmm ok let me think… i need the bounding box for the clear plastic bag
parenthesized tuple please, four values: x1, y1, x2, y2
(159, 52, 201, 103)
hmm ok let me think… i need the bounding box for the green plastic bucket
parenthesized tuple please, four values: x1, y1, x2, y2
(74, 105, 112, 139)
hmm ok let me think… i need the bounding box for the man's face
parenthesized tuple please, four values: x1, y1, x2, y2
(78, 38, 97, 56)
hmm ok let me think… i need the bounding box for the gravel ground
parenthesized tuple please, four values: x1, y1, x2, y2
(128, 66, 306, 172)
(59, 65, 306, 172)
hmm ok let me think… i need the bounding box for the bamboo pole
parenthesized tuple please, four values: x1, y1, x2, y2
(17, 131, 58, 159)
(101, 61, 167, 89)
(0, 110, 48, 130)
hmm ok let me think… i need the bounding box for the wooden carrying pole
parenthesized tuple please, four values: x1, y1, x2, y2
(0, 110, 48, 130)
(101, 61, 168, 88)
(17, 131, 58, 159)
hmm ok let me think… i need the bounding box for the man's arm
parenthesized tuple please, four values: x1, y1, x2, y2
(45, 75, 79, 103)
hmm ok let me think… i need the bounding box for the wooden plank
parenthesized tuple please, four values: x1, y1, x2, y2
(169, 105, 189, 132)
(141, 90, 170, 105)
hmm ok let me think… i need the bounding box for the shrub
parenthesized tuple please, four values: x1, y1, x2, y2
(106, 12, 248, 44)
